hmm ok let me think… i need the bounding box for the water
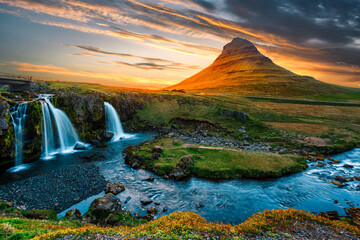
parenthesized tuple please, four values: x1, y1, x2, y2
(104, 102, 130, 141)
(7, 103, 28, 172)
(40, 95, 82, 159)
(1, 132, 359, 224)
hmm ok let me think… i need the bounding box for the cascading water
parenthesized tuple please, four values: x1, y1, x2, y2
(40, 95, 82, 159)
(104, 102, 128, 141)
(8, 102, 28, 172)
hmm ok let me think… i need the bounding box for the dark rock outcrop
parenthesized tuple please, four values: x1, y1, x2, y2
(169, 155, 194, 180)
(105, 182, 125, 195)
(219, 109, 248, 121)
(65, 208, 82, 220)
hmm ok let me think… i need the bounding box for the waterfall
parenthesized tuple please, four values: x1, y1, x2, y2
(104, 102, 127, 141)
(9, 102, 28, 171)
(40, 95, 81, 159)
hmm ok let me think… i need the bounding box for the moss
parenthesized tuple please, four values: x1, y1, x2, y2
(23, 101, 42, 163)
(23, 210, 57, 220)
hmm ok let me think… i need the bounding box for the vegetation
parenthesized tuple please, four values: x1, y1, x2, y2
(1, 209, 358, 240)
(127, 138, 307, 179)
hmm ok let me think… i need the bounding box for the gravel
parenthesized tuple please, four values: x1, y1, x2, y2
(0, 162, 107, 212)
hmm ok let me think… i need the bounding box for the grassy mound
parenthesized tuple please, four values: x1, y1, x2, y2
(127, 138, 307, 179)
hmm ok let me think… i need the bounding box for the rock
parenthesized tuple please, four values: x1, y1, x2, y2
(334, 176, 348, 182)
(65, 208, 81, 220)
(140, 199, 153, 205)
(151, 152, 162, 160)
(124, 196, 131, 204)
(343, 164, 354, 168)
(147, 207, 157, 214)
(90, 139, 107, 148)
(74, 142, 87, 150)
(105, 182, 125, 195)
(163, 175, 169, 180)
(152, 146, 163, 154)
(354, 176, 360, 181)
(145, 176, 155, 182)
(169, 155, 194, 180)
(330, 181, 347, 188)
(168, 132, 175, 138)
(279, 148, 288, 154)
(334, 200, 338, 204)
(172, 140, 180, 145)
(134, 212, 140, 218)
(345, 208, 360, 226)
(103, 131, 114, 142)
(163, 207, 167, 212)
(154, 202, 161, 205)
(0, 99, 10, 135)
(318, 210, 339, 220)
(196, 203, 205, 208)
(316, 162, 324, 167)
(219, 109, 249, 121)
(331, 160, 341, 164)
(90, 193, 122, 214)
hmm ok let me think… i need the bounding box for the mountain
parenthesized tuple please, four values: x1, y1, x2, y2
(165, 38, 354, 97)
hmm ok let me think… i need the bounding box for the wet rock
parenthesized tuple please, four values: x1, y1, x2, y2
(134, 212, 140, 218)
(65, 208, 81, 220)
(318, 210, 339, 220)
(162, 207, 167, 212)
(196, 203, 205, 208)
(154, 202, 161, 206)
(345, 208, 360, 226)
(74, 142, 87, 150)
(90, 139, 107, 148)
(335, 176, 348, 182)
(90, 193, 122, 214)
(354, 176, 360, 181)
(169, 155, 194, 180)
(334, 200, 339, 204)
(105, 182, 125, 195)
(103, 131, 114, 142)
(145, 176, 155, 182)
(140, 199, 153, 205)
(317, 162, 325, 167)
(343, 164, 354, 168)
(147, 207, 157, 214)
(330, 181, 347, 188)
(124, 196, 131, 204)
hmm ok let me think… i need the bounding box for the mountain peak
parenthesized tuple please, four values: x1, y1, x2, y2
(217, 37, 262, 61)
(164, 37, 343, 97)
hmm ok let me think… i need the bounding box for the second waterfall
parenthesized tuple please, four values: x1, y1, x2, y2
(40, 95, 81, 159)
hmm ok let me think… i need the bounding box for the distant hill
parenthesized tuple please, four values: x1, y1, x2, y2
(165, 38, 357, 97)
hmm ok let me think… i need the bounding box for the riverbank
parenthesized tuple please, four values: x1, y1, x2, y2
(0, 162, 107, 213)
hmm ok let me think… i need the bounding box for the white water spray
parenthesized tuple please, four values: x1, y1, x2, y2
(104, 102, 130, 141)
(40, 95, 81, 159)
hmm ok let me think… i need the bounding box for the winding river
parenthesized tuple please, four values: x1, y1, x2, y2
(1, 133, 359, 224)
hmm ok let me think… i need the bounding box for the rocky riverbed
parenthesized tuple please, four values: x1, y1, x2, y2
(0, 162, 107, 212)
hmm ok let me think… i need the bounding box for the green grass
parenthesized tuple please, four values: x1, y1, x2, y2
(133, 138, 307, 179)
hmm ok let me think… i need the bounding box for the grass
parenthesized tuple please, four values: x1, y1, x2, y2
(131, 138, 307, 179)
(25, 209, 360, 240)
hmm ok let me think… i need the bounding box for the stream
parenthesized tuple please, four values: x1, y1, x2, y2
(1, 133, 359, 224)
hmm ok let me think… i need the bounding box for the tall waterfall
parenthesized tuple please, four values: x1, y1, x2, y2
(40, 96, 81, 159)
(104, 102, 126, 141)
(9, 102, 28, 171)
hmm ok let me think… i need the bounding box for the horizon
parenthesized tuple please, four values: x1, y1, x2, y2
(0, 0, 359, 90)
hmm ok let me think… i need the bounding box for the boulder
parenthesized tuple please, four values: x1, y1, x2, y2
(343, 164, 354, 168)
(105, 182, 125, 195)
(219, 109, 248, 121)
(169, 155, 194, 180)
(103, 131, 114, 142)
(90, 193, 122, 214)
(151, 152, 162, 160)
(334, 176, 348, 182)
(65, 208, 81, 220)
(330, 181, 347, 188)
(316, 162, 324, 167)
(147, 207, 157, 215)
(74, 142, 87, 150)
(140, 199, 153, 205)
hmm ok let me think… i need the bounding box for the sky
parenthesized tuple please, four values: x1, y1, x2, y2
(0, 0, 359, 89)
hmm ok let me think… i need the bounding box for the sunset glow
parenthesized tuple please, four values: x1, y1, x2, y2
(0, 0, 359, 89)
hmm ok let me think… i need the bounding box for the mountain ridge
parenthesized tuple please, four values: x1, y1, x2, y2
(165, 38, 355, 97)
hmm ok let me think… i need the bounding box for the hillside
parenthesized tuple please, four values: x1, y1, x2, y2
(165, 38, 358, 97)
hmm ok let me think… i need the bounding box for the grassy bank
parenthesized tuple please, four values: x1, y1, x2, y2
(1, 209, 359, 240)
(126, 138, 307, 179)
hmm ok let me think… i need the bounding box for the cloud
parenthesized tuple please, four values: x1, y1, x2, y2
(71, 45, 202, 71)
